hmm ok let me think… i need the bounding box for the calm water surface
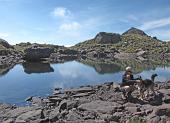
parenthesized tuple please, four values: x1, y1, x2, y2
(0, 60, 169, 105)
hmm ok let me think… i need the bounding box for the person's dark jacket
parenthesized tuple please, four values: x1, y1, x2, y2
(122, 73, 134, 83)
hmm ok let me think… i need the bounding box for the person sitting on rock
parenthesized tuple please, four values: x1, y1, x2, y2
(122, 67, 134, 83)
(121, 67, 137, 99)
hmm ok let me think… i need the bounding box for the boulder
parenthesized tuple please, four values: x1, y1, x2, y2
(24, 45, 54, 61)
(16, 109, 44, 122)
(126, 107, 141, 114)
(66, 100, 78, 110)
(66, 111, 82, 121)
(146, 116, 161, 123)
(73, 92, 91, 98)
(164, 79, 170, 89)
(15, 119, 26, 123)
(3, 106, 39, 119)
(78, 100, 121, 114)
(64, 86, 94, 94)
(87, 51, 98, 58)
(2, 119, 14, 123)
(136, 50, 147, 57)
(49, 108, 60, 122)
(49, 97, 62, 102)
(114, 52, 136, 59)
(94, 32, 121, 44)
(59, 100, 67, 112)
(80, 50, 87, 55)
(154, 104, 170, 117)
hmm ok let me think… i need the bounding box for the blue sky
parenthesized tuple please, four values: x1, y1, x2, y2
(0, 0, 170, 46)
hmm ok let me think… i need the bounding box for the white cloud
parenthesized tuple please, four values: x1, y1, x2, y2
(59, 22, 81, 31)
(127, 14, 138, 21)
(140, 17, 170, 31)
(52, 7, 72, 18)
(0, 32, 9, 38)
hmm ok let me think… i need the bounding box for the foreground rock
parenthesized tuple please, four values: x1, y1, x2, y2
(0, 81, 170, 123)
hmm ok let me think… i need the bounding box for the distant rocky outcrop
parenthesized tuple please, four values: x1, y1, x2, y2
(0, 38, 13, 49)
(94, 32, 121, 44)
(24, 45, 54, 61)
(72, 27, 170, 60)
(122, 27, 147, 36)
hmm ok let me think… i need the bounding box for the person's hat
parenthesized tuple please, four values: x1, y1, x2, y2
(125, 66, 132, 71)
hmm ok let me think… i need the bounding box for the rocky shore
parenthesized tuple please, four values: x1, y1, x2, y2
(0, 80, 170, 123)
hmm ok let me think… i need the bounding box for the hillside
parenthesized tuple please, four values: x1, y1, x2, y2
(72, 27, 170, 59)
(0, 38, 16, 56)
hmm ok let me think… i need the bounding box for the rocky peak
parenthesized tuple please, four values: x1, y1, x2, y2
(122, 27, 147, 36)
(0, 38, 13, 49)
(94, 32, 121, 44)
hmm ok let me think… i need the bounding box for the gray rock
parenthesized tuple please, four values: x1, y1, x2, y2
(164, 79, 170, 89)
(66, 100, 78, 110)
(24, 46, 54, 61)
(126, 107, 140, 114)
(66, 111, 82, 121)
(3, 119, 14, 123)
(31, 97, 43, 106)
(25, 96, 33, 102)
(94, 32, 121, 44)
(49, 107, 60, 122)
(159, 89, 170, 95)
(146, 116, 161, 123)
(136, 50, 146, 56)
(3, 106, 39, 119)
(78, 100, 121, 114)
(154, 104, 170, 117)
(53, 90, 62, 95)
(114, 52, 137, 59)
(49, 97, 62, 103)
(124, 102, 137, 107)
(73, 92, 92, 98)
(163, 94, 170, 104)
(16, 109, 43, 122)
(64, 86, 94, 94)
(15, 119, 26, 123)
(59, 100, 67, 112)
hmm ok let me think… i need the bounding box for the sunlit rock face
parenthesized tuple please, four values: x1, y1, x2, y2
(22, 62, 54, 74)
(94, 32, 121, 44)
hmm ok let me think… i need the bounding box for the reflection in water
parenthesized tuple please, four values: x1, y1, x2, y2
(22, 62, 54, 74)
(90, 64, 121, 74)
(78, 58, 170, 74)
(0, 64, 14, 76)
(78, 60, 121, 74)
